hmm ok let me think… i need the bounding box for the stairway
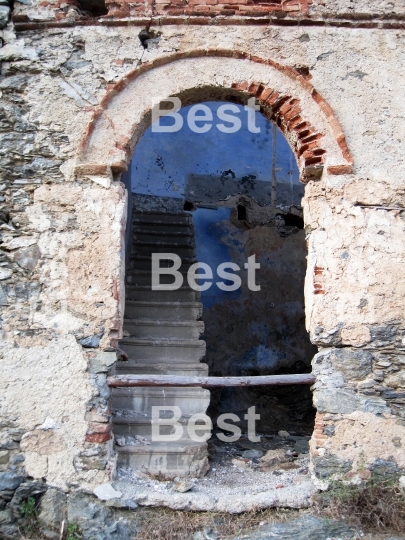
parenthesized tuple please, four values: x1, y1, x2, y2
(112, 211, 210, 479)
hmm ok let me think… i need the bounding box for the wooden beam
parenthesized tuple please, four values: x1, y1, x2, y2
(107, 373, 316, 388)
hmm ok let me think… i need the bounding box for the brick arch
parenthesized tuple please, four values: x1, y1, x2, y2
(75, 50, 353, 187)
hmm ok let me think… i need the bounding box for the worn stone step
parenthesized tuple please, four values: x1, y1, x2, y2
(133, 213, 192, 225)
(133, 232, 194, 245)
(133, 223, 193, 235)
(119, 337, 206, 361)
(123, 319, 204, 340)
(116, 440, 209, 478)
(111, 387, 210, 415)
(125, 285, 199, 302)
(113, 413, 210, 440)
(124, 301, 203, 321)
(115, 360, 209, 377)
(132, 243, 195, 258)
(129, 256, 197, 272)
(126, 270, 189, 286)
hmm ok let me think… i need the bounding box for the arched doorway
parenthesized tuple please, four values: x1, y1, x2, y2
(110, 99, 317, 478)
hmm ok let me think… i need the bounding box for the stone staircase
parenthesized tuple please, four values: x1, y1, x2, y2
(111, 211, 210, 479)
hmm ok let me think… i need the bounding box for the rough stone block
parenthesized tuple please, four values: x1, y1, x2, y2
(38, 488, 67, 531)
(0, 5, 10, 29)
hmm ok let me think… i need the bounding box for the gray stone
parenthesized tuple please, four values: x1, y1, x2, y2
(0, 75, 30, 92)
(0, 508, 19, 540)
(13, 245, 40, 271)
(369, 459, 401, 479)
(323, 425, 335, 437)
(89, 351, 117, 373)
(38, 488, 67, 530)
(368, 324, 398, 347)
(0, 5, 10, 29)
(9, 481, 47, 515)
(312, 455, 353, 479)
(315, 389, 390, 416)
(241, 449, 263, 459)
(232, 515, 359, 539)
(173, 480, 193, 493)
(104, 498, 138, 509)
(0, 473, 23, 491)
(0, 490, 15, 502)
(80, 334, 102, 348)
(315, 389, 361, 414)
(68, 492, 134, 540)
(0, 285, 8, 306)
(0, 451, 9, 465)
(330, 348, 373, 381)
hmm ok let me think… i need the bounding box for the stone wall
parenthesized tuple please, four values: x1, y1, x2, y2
(0, 2, 405, 498)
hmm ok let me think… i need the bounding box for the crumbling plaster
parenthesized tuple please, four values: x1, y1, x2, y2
(0, 336, 110, 489)
(1, 19, 405, 490)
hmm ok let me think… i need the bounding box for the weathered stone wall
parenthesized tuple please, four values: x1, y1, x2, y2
(0, 6, 405, 497)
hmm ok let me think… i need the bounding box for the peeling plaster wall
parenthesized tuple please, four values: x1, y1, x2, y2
(0, 15, 405, 491)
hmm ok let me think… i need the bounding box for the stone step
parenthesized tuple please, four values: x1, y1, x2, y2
(133, 231, 194, 244)
(125, 285, 199, 302)
(115, 360, 209, 377)
(119, 337, 206, 361)
(133, 213, 192, 225)
(116, 441, 209, 478)
(132, 221, 194, 237)
(126, 270, 189, 286)
(128, 255, 197, 272)
(113, 413, 209, 440)
(132, 243, 195, 258)
(123, 319, 204, 340)
(124, 301, 203, 321)
(111, 387, 210, 415)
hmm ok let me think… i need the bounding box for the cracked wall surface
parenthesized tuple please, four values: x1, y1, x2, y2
(0, 10, 405, 493)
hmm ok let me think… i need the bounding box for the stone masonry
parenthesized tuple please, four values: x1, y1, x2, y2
(0, 0, 405, 506)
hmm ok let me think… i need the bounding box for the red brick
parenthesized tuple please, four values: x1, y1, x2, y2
(327, 164, 354, 175)
(283, 105, 301, 122)
(265, 91, 280, 106)
(87, 422, 113, 434)
(85, 433, 111, 443)
(258, 87, 274, 102)
(247, 82, 259, 95)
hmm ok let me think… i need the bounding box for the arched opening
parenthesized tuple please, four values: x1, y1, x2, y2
(111, 98, 317, 483)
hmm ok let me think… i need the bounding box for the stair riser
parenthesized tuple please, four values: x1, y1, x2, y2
(112, 389, 210, 415)
(116, 448, 209, 479)
(123, 322, 204, 340)
(133, 224, 194, 235)
(124, 304, 202, 320)
(112, 398, 209, 416)
(133, 233, 194, 245)
(126, 273, 188, 286)
(132, 245, 195, 258)
(115, 363, 209, 377)
(119, 343, 206, 361)
(133, 214, 192, 225)
(113, 422, 209, 440)
(128, 259, 196, 273)
(125, 288, 199, 302)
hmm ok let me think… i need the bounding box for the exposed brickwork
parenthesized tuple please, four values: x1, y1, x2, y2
(78, 50, 353, 178)
(310, 412, 326, 455)
(106, 0, 312, 19)
(232, 80, 327, 177)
